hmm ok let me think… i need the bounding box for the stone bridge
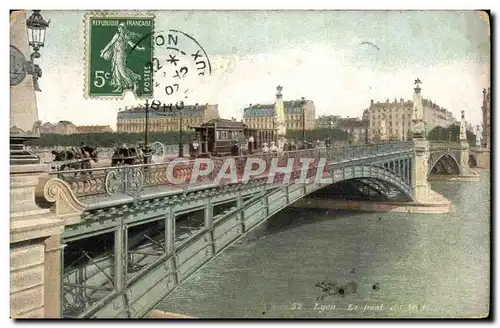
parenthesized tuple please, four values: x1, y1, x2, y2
(22, 138, 485, 319)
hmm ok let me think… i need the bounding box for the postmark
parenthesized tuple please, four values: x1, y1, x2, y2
(84, 11, 154, 99)
(147, 29, 212, 105)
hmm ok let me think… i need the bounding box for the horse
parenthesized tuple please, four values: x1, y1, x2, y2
(80, 146, 99, 169)
(111, 147, 143, 166)
(53, 146, 99, 175)
(52, 149, 76, 162)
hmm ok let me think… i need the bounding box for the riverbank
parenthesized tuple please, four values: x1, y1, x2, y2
(291, 189, 453, 214)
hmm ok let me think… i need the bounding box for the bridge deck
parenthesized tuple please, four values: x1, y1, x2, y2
(52, 142, 415, 205)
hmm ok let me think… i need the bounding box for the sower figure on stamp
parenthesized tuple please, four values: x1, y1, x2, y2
(100, 22, 145, 93)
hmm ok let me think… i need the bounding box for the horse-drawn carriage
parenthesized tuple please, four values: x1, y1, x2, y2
(50, 146, 99, 171)
(110, 146, 148, 166)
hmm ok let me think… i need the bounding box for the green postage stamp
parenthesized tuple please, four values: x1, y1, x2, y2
(84, 12, 154, 99)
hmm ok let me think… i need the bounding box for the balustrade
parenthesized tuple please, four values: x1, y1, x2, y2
(50, 141, 414, 199)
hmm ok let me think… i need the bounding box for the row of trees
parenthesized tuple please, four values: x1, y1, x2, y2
(26, 128, 351, 147)
(26, 131, 195, 148)
(27, 125, 476, 148)
(286, 128, 349, 142)
(427, 124, 477, 145)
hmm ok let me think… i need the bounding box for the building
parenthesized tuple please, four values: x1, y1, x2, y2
(116, 103, 220, 133)
(337, 118, 368, 144)
(39, 121, 113, 135)
(482, 88, 491, 148)
(243, 99, 316, 130)
(75, 125, 113, 134)
(315, 115, 342, 129)
(422, 98, 456, 131)
(40, 121, 77, 135)
(362, 108, 369, 122)
(367, 97, 456, 142)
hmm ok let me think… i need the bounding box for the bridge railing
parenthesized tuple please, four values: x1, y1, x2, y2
(32, 144, 190, 163)
(429, 141, 462, 151)
(50, 141, 413, 199)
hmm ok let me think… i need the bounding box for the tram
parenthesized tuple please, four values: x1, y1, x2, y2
(189, 118, 278, 157)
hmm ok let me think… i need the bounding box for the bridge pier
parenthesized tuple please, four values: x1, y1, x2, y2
(412, 138, 431, 201)
(10, 164, 84, 318)
(448, 140, 480, 181)
(456, 110, 480, 181)
(460, 140, 470, 173)
(405, 79, 451, 210)
(475, 148, 490, 169)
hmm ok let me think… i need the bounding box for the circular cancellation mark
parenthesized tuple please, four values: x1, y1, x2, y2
(144, 29, 212, 102)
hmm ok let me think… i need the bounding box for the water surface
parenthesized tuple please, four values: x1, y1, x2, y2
(156, 172, 490, 318)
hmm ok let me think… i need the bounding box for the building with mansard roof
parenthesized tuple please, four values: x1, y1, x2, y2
(75, 125, 113, 134)
(367, 97, 456, 142)
(116, 103, 220, 133)
(243, 99, 316, 130)
(39, 121, 113, 135)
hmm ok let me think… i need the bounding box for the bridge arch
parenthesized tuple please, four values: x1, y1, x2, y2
(428, 152, 461, 176)
(319, 163, 414, 200)
(310, 177, 414, 202)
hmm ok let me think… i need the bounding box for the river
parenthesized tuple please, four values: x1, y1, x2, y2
(155, 172, 490, 318)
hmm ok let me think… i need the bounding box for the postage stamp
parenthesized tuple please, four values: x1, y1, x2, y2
(84, 12, 155, 99)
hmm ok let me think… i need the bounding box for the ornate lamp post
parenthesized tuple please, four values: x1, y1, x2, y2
(10, 10, 50, 165)
(26, 10, 50, 92)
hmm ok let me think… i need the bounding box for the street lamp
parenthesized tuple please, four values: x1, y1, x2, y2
(347, 116, 352, 145)
(476, 124, 480, 147)
(26, 10, 49, 54)
(300, 97, 306, 145)
(272, 116, 277, 143)
(144, 100, 150, 145)
(143, 99, 151, 164)
(26, 10, 50, 92)
(329, 120, 333, 146)
(178, 103, 186, 158)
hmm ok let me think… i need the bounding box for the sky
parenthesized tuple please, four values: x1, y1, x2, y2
(34, 10, 490, 130)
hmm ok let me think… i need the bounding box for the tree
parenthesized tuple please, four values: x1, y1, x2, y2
(427, 124, 476, 145)
(27, 131, 196, 148)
